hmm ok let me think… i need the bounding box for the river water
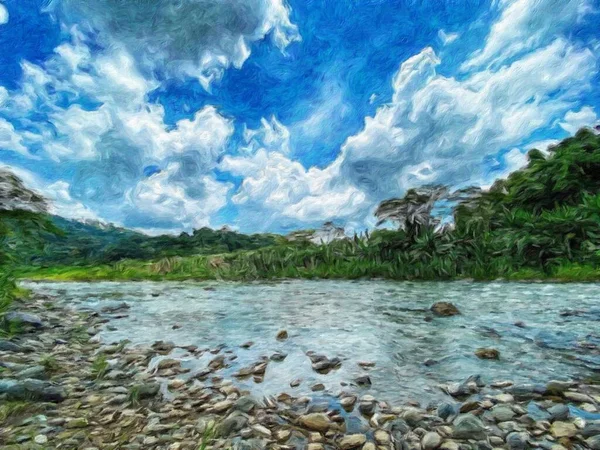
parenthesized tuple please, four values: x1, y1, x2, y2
(24, 280, 600, 404)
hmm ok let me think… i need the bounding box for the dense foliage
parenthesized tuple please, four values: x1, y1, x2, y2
(11, 128, 600, 282)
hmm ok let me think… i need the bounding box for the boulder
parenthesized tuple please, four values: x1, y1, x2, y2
(550, 421, 577, 438)
(422, 432, 442, 450)
(506, 432, 529, 450)
(0, 340, 24, 352)
(5, 311, 44, 328)
(452, 414, 487, 440)
(431, 302, 460, 317)
(475, 348, 500, 360)
(339, 434, 367, 449)
(0, 378, 66, 402)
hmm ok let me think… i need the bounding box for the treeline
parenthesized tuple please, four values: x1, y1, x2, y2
(6, 127, 600, 282)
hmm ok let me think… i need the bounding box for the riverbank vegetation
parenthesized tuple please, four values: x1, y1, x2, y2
(5, 127, 600, 283)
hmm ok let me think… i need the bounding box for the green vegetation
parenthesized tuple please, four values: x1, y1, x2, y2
(91, 355, 109, 380)
(6, 128, 600, 283)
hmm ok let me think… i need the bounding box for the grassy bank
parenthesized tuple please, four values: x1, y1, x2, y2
(16, 241, 600, 283)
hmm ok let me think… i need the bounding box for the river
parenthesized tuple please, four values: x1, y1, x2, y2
(23, 280, 600, 404)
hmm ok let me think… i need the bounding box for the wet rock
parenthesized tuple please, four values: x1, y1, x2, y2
(152, 340, 175, 354)
(311, 383, 325, 392)
(547, 404, 570, 421)
(422, 432, 442, 450)
(298, 413, 332, 431)
(213, 399, 234, 413)
(375, 430, 391, 444)
(241, 341, 254, 349)
(582, 423, 600, 438)
(362, 443, 377, 450)
(586, 435, 600, 450)
(475, 348, 500, 360)
(290, 378, 301, 387)
(101, 302, 130, 314)
(430, 302, 460, 317)
(358, 361, 376, 368)
(0, 339, 24, 352)
(34, 434, 48, 445)
(358, 395, 377, 415)
(341, 396, 357, 410)
(5, 311, 44, 328)
(550, 421, 577, 438)
(506, 432, 529, 450)
(489, 405, 515, 422)
(270, 352, 287, 361)
(339, 434, 367, 449)
(209, 355, 226, 370)
(563, 391, 594, 403)
(16, 365, 46, 380)
(308, 353, 342, 373)
(545, 380, 574, 393)
(235, 395, 259, 413)
(157, 358, 181, 370)
(276, 330, 288, 340)
(355, 375, 372, 386)
(453, 414, 487, 440)
(0, 378, 66, 402)
(438, 402, 457, 420)
(217, 416, 247, 437)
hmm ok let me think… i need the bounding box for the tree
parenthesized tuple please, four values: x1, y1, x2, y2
(375, 184, 448, 238)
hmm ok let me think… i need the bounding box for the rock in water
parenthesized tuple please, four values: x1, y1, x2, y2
(430, 302, 460, 317)
(276, 330, 288, 340)
(452, 414, 487, 440)
(475, 348, 500, 360)
(299, 413, 332, 431)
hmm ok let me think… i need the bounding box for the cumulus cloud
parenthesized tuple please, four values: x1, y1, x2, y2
(559, 106, 598, 134)
(0, 34, 235, 232)
(337, 39, 596, 201)
(463, 0, 590, 70)
(52, 0, 300, 89)
(221, 119, 366, 231)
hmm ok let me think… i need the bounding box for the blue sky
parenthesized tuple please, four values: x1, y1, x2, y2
(0, 0, 599, 234)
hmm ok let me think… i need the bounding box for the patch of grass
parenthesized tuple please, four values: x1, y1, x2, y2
(197, 422, 215, 450)
(0, 318, 25, 338)
(39, 354, 60, 373)
(68, 325, 90, 344)
(0, 401, 33, 422)
(128, 384, 140, 406)
(91, 354, 109, 380)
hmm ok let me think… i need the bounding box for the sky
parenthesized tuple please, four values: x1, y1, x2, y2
(0, 0, 599, 235)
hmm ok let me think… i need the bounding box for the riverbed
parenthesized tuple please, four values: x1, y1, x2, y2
(23, 280, 600, 404)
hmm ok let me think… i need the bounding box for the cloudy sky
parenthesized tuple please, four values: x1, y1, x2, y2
(0, 0, 598, 234)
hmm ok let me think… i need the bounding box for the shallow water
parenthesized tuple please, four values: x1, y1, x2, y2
(24, 280, 600, 403)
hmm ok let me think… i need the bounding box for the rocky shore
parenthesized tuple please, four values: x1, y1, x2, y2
(1, 295, 600, 450)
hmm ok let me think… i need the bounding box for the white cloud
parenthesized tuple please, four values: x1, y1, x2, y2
(559, 106, 598, 134)
(0, 118, 28, 156)
(53, 0, 300, 89)
(221, 119, 366, 230)
(0, 35, 235, 232)
(438, 29, 460, 45)
(0, 3, 8, 25)
(463, 0, 590, 70)
(337, 39, 596, 200)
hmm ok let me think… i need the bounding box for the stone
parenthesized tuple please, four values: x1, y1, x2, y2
(475, 348, 500, 360)
(505, 432, 528, 450)
(5, 311, 44, 328)
(276, 330, 288, 340)
(16, 365, 46, 379)
(355, 375, 372, 386)
(251, 424, 272, 437)
(34, 434, 48, 445)
(563, 392, 594, 403)
(547, 404, 570, 421)
(290, 378, 301, 387)
(339, 434, 367, 449)
(341, 396, 357, 409)
(453, 414, 487, 440)
(270, 352, 288, 361)
(299, 413, 332, 431)
(582, 423, 600, 438)
(375, 430, 391, 445)
(235, 395, 259, 413)
(136, 382, 160, 399)
(494, 394, 514, 403)
(489, 405, 515, 422)
(422, 432, 442, 450)
(100, 302, 130, 313)
(308, 444, 324, 450)
(276, 429, 291, 441)
(66, 418, 89, 429)
(213, 400, 234, 413)
(363, 443, 377, 450)
(431, 302, 460, 317)
(0, 378, 66, 402)
(438, 402, 457, 420)
(157, 358, 181, 370)
(586, 436, 600, 450)
(0, 340, 23, 352)
(312, 383, 325, 391)
(440, 441, 460, 450)
(550, 421, 577, 438)
(217, 416, 247, 437)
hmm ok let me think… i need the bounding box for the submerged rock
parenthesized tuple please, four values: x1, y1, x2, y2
(299, 413, 332, 431)
(452, 414, 487, 440)
(276, 330, 288, 340)
(475, 348, 500, 360)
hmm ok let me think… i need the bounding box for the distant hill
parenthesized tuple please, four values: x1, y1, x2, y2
(14, 216, 278, 266)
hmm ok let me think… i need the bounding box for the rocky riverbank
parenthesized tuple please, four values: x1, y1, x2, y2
(1, 294, 600, 450)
